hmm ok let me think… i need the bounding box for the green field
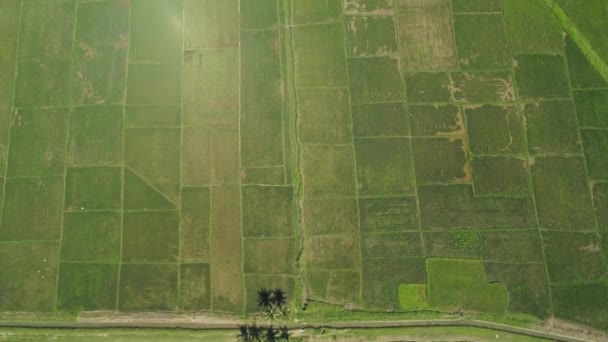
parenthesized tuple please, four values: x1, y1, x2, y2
(1, 0, 608, 336)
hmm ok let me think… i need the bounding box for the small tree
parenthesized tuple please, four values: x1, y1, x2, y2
(263, 325, 279, 342)
(279, 326, 290, 341)
(257, 288, 273, 311)
(238, 325, 251, 342)
(248, 323, 262, 342)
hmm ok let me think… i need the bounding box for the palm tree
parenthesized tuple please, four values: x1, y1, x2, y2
(263, 325, 279, 342)
(279, 326, 290, 341)
(272, 288, 287, 309)
(238, 325, 250, 342)
(248, 323, 262, 342)
(258, 288, 273, 311)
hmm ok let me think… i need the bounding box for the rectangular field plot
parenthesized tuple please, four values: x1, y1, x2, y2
(61, 212, 121, 263)
(418, 184, 535, 229)
(298, 88, 352, 144)
(305, 234, 361, 270)
(362, 258, 426, 310)
(244, 237, 295, 274)
(484, 263, 550, 318)
(7, 108, 68, 177)
(242, 186, 293, 238)
(291, 0, 342, 24)
(405, 72, 451, 103)
(362, 232, 422, 258)
(244, 274, 295, 313)
(184, 0, 238, 49)
(346, 16, 398, 57)
(409, 105, 463, 137)
(396, 0, 456, 70)
(293, 23, 348, 87)
(302, 145, 357, 199)
(119, 264, 178, 311)
(514, 54, 570, 100)
(543, 231, 607, 283)
(450, 72, 516, 103)
(307, 269, 361, 304)
(240, 29, 284, 167)
(181, 127, 211, 186)
(452, 0, 501, 13)
(453, 14, 510, 69)
(179, 263, 211, 311)
(344, 0, 394, 15)
(302, 199, 359, 236)
(471, 157, 529, 197)
(68, 106, 123, 166)
(524, 101, 582, 155)
(566, 37, 608, 90)
(595, 183, 608, 230)
(412, 137, 470, 184)
(465, 105, 524, 155)
(531, 157, 596, 231)
(423, 231, 481, 259)
(481, 231, 543, 263)
(1, 177, 63, 241)
(574, 90, 608, 128)
(122, 211, 179, 263)
(180, 187, 211, 262)
(0, 242, 59, 311)
(352, 103, 409, 137)
(552, 282, 608, 331)
(581, 129, 608, 180)
(355, 138, 415, 196)
(427, 259, 507, 314)
(503, 0, 564, 53)
(65, 167, 121, 211)
(348, 57, 404, 104)
(211, 260, 243, 313)
(57, 263, 118, 311)
(359, 197, 418, 233)
(210, 186, 242, 262)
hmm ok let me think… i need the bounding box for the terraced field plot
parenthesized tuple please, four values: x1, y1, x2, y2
(1, 0, 608, 333)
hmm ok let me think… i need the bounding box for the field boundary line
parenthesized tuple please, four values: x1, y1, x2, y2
(0, 318, 594, 342)
(543, 0, 608, 83)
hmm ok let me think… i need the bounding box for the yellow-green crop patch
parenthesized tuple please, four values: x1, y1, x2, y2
(302, 198, 359, 235)
(451, 71, 515, 103)
(503, 0, 564, 54)
(452, 0, 501, 13)
(307, 269, 361, 304)
(398, 283, 428, 310)
(244, 237, 295, 274)
(565, 36, 608, 89)
(242, 185, 293, 238)
(405, 72, 451, 103)
(65, 167, 121, 211)
(302, 145, 357, 199)
(180, 187, 211, 262)
(244, 274, 295, 313)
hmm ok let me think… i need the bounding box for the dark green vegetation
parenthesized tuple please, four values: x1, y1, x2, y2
(1, 0, 608, 335)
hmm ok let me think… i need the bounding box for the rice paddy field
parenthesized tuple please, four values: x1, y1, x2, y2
(1, 0, 608, 336)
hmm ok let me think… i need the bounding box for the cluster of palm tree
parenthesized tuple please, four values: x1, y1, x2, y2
(237, 324, 290, 342)
(257, 288, 289, 319)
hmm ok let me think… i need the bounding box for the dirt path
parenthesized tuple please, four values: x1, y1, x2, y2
(0, 318, 597, 342)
